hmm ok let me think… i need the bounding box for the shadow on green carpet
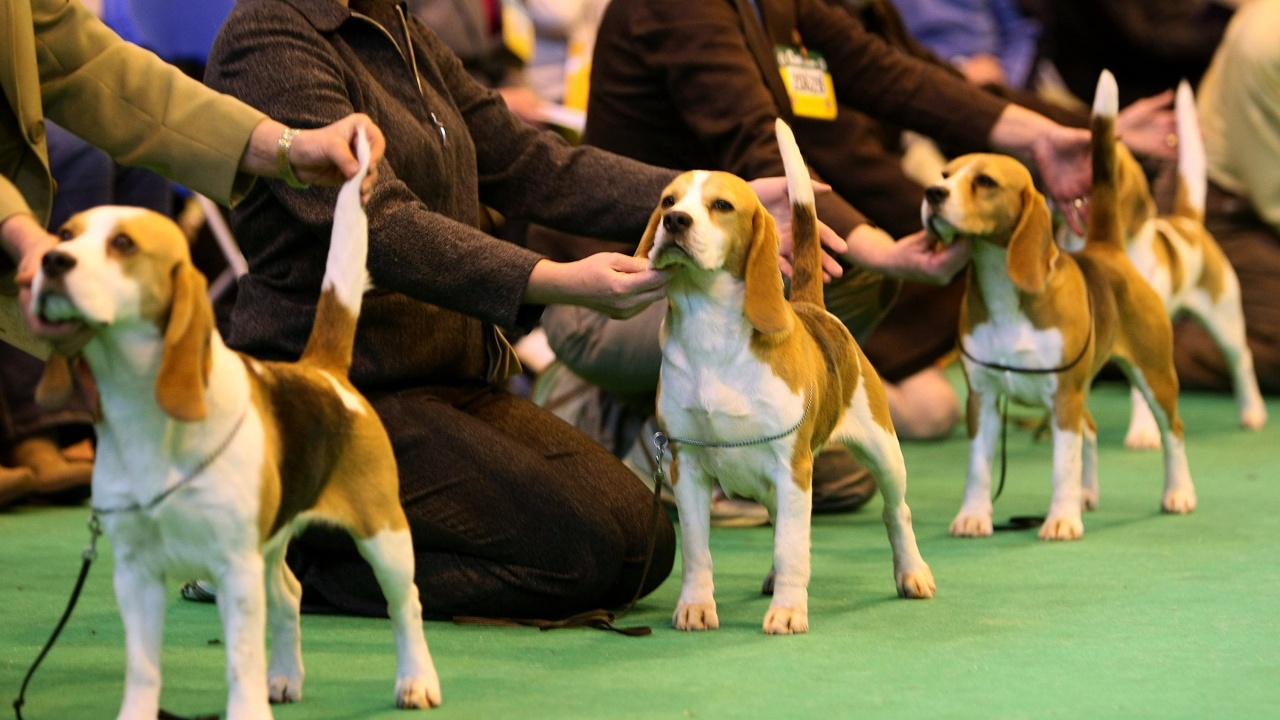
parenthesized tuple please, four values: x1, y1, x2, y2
(2, 381, 1278, 719)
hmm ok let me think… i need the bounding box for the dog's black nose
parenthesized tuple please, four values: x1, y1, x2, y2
(663, 211, 693, 233)
(925, 186, 949, 206)
(41, 250, 77, 279)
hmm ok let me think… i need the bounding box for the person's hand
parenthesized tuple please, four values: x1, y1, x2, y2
(958, 54, 1008, 87)
(246, 115, 386, 203)
(844, 225, 971, 284)
(1116, 89, 1178, 161)
(748, 176, 846, 281)
(524, 253, 668, 319)
(1030, 124, 1092, 234)
(498, 86, 549, 126)
(3, 214, 95, 352)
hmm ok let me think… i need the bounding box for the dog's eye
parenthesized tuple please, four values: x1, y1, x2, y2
(940, 171, 951, 180)
(109, 234, 137, 255)
(973, 174, 998, 190)
(660, 195, 676, 209)
(58, 228, 74, 241)
(710, 199, 734, 213)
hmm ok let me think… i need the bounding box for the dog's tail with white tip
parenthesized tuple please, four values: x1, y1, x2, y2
(1087, 69, 1125, 250)
(1173, 79, 1207, 221)
(300, 126, 373, 373)
(775, 118, 822, 306)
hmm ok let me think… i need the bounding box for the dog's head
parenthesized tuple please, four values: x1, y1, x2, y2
(635, 170, 790, 334)
(922, 153, 1056, 294)
(31, 206, 214, 421)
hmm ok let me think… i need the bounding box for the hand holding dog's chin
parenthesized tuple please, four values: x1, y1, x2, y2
(2, 215, 94, 348)
(848, 226, 968, 284)
(525, 254, 669, 319)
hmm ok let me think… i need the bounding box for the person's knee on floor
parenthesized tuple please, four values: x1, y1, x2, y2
(885, 365, 962, 440)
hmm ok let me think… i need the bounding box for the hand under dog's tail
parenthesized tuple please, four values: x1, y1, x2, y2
(1173, 79, 1207, 221)
(1087, 70, 1126, 251)
(300, 126, 373, 372)
(775, 119, 822, 306)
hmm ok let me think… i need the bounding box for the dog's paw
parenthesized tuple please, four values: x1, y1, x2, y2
(896, 564, 936, 599)
(1161, 487, 1197, 514)
(268, 673, 304, 704)
(1038, 515, 1084, 541)
(1081, 488, 1099, 511)
(672, 602, 719, 631)
(1241, 405, 1267, 431)
(395, 672, 442, 710)
(1124, 427, 1162, 450)
(762, 605, 808, 635)
(949, 512, 993, 537)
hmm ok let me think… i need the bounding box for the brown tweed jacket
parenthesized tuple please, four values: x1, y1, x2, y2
(206, 0, 675, 390)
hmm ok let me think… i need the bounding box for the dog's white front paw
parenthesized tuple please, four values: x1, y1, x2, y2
(1124, 426, 1162, 450)
(950, 511, 993, 537)
(762, 605, 808, 635)
(896, 564, 936, 599)
(268, 673, 303, 704)
(1241, 405, 1267, 430)
(672, 602, 719, 631)
(1161, 487, 1197, 514)
(1038, 515, 1084, 540)
(396, 671, 442, 709)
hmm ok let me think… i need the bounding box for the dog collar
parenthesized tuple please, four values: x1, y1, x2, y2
(663, 385, 813, 449)
(91, 406, 249, 516)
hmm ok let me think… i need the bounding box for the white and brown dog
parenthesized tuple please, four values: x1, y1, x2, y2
(637, 120, 934, 635)
(30, 132, 440, 719)
(1089, 74, 1266, 447)
(922, 72, 1197, 540)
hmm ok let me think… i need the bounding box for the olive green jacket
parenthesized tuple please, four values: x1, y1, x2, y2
(0, 0, 266, 231)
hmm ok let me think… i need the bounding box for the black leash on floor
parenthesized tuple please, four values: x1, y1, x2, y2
(12, 515, 216, 720)
(453, 432, 669, 638)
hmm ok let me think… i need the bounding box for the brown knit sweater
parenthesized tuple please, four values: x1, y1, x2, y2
(206, 0, 675, 390)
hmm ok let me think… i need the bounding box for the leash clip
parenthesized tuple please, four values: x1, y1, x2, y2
(83, 514, 102, 562)
(651, 432, 668, 485)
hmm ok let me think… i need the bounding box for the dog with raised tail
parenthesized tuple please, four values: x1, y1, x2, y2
(638, 119, 934, 635)
(30, 128, 441, 719)
(1100, 75, 1266, 447)
(922, 71, 1197, 541)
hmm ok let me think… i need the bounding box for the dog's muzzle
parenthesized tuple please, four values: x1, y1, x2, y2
(922, 186, 959, 245)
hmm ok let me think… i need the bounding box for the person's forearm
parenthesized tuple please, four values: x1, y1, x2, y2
(239, 119, 290, 179)
(523, 259, 572, 306)
(987, 104, 1052, 161)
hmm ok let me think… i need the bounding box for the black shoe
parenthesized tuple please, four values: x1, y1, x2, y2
(810, 445, 877, 514)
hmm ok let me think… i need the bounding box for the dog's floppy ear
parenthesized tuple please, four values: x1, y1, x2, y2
(743, 204, 792, 336)
(156, 262, 213, 422)
(35, 353, 75, 410)
(1006, 184, 1057, 294)
(634, 205, 662, 262)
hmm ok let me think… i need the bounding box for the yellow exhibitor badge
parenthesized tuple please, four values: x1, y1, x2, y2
(775, 46, 836, 121)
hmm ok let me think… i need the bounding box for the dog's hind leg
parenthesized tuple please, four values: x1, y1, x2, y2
(263, 529, 304, 704)
(764, 446, 812, 635)
(1183, 275, 1267, 430)
(1125, 386, 1163, 450)
(353, 516, 441, 709)
(672, 451, 719, 631)
(112, 549, 168, 720)
(1115, 355, 1198, 514)
(1082, 409, 1100, 511)
(215, 552, 273, 720)
(836, 373, 934, 598)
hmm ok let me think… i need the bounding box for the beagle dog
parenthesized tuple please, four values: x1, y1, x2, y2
(31, 132, 441, 719)
(1093, 75, 1266, 447)
(922, 72, 1197, 541)
(637, 120, 934, 635)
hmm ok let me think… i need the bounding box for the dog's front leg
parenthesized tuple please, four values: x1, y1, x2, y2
(215, 554, 272, 720)
(1042, 392, 1086, 540)
(672, 452, 718, 631)
(764, 455, 811, 635)
(953, 387, 998, 537)
(112, 555, 167, 720)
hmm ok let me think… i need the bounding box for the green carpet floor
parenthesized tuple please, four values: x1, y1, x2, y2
(2, 379, 1278, 719)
